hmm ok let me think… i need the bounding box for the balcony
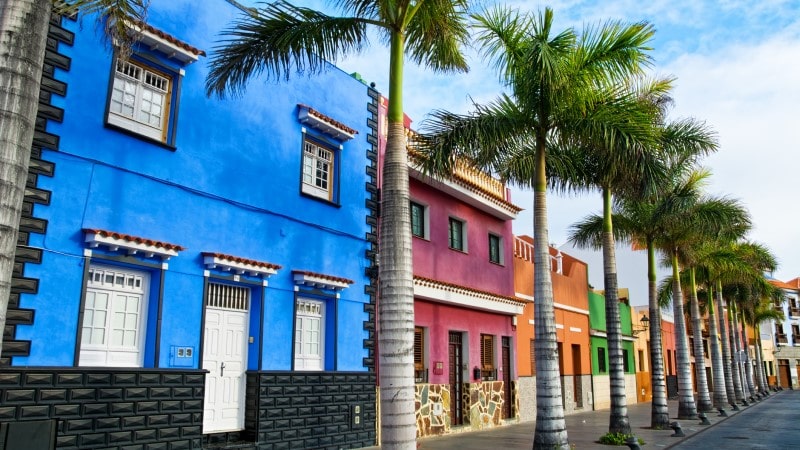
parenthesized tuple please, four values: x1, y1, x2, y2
(793, 334, 800, 345)
(513, 237, 563, 274)
(777, 334, 788, 345)
(406, 133, 522, 220)
(790, 307, 800, 317)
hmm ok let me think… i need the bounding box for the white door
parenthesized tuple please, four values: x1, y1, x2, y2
(203, 283, 249, 434)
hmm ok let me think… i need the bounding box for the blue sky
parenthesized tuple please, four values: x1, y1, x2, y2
(236, 1, 800, 288)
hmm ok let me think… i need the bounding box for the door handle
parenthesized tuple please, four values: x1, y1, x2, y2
(220, 362, 226, 376)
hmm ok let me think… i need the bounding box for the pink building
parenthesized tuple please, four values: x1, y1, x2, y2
(376, 97, 524, 437)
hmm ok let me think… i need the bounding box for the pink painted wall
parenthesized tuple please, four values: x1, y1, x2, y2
(410, 177, 516, 297)
(416, 299, 516, 385)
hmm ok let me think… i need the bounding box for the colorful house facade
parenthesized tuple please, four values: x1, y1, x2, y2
(375, 99, 525, 437)
(3, 2, 378, 449)
(589, 290, 637, 409)
(633, 305, 677, 402)
(768, 279, 800, 388)
(513, 239, 592, 419)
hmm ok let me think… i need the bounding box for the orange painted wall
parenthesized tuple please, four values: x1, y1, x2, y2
(514, 236, 591, 377)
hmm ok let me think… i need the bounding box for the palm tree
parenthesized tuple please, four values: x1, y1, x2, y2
(0, 0, 146, 355)
(418, 8, 655, 448)
(570, 101, 716, 429)
(746, 296, 784, 393)
(654, 170, 751, 419)
(205, 2, 470, 446)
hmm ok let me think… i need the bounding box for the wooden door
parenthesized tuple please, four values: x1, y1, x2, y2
(449, 332, 463, 425)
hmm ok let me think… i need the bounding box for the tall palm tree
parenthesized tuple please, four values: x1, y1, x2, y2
(557, 78, 672, 435)
(746, 298, 783, 393)
(418, 8, 655, 448)
(204, 2, 470, 447)
(0, 0, 146, 354)
(654, 170, 750, 419)
(576, 119, 717, 429)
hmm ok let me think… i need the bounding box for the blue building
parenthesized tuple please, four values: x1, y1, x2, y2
(4, 1, 378, 449)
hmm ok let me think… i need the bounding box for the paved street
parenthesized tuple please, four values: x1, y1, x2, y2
(360, 390, 795, 450)
(671, 389, 800, 450)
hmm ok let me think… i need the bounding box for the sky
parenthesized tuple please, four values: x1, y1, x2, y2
(239, 0, 800, 302)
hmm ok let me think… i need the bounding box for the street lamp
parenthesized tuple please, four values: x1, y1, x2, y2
(632, 314, 650, 336)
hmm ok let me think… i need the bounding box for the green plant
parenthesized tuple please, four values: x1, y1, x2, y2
(599, 432, 645, 446)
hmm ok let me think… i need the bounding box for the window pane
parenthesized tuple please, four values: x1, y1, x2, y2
(411, 202, 424, 237)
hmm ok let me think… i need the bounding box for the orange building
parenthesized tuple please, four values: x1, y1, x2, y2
(634, 306, 677, 402)
(513, 236, 592, 419)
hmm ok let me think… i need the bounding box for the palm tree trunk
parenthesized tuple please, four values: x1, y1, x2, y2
(754, 324, 767, 394)
(714, 284, 736, 405)
(601, 188, 630, 435)
(0, 0, 52, 355)
(706, 283, 728, 409)
(740, 311, 756, 398)
(647, 241, 669, 429)
(377, 31, 416, 450)
(728, 300, 745, 403)
(670, 251, 697, 419)
(688, 269, 712, 412)
(532, 135, 568, 450)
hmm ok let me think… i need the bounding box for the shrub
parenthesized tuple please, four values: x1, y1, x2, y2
(598, 432, 645, 446)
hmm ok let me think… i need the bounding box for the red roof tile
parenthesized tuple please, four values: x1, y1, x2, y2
(292, 270, 354, 285)
(769, 279, 797, 290)
(83, 228, 185, 251)
(202, 252, 282, 270)
(130, 19, 206, 57)
(414, 275, 525, 305)
(297, 104, 358, 136)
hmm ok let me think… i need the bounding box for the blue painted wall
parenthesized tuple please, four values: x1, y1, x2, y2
(15, 0, 372, 372)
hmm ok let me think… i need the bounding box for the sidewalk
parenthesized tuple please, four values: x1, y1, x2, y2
(359, 391, 785, 449)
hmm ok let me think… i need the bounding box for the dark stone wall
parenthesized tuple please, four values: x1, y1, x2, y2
(0, 368, 206, 449)
(244, 371, 376, 450)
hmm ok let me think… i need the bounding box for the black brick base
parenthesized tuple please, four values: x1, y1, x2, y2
(244, 371, 376, 450)
(0, 368, 206, 449)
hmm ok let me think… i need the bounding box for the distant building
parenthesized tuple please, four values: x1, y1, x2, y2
(768, 278, 800, 388)
(588, 289, 637, 409)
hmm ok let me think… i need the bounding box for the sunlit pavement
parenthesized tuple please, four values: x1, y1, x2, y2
(357, 390, 792, 449)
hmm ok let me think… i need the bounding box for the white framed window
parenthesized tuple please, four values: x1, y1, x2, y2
(410, 201, 429, 239)
(301, 137, 337, 202)
(107, 58, 173, 143)
(448, 217, 467, 252)
(79, 265, 149, 367)
(294, 298, 325, 370)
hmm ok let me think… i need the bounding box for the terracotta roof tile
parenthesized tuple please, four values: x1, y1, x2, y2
(414, 275, 525, 305)
(769, 279, 797, 290)
(83, 228, 185, 251)
(202, 252, 282, 271)
(292, 270, 354, 286)
(297, 104, 358, 136)
(131, 19, 206, 57)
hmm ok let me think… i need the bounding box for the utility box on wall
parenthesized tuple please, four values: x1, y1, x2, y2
(169, 346, 195, 367)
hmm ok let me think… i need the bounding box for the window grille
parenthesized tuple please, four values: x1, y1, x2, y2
(206, 283, 249, 311)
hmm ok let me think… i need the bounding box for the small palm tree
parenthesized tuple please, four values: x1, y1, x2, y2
(205, 1, 470, 447)
(0, 0, 147, 355)
(419, 8, 655, 448)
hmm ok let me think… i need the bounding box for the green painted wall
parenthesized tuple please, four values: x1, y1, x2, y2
(589, 289, 636, 375)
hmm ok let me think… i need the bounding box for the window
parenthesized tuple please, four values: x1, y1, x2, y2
(597, 347, 607, 373)
(301, 136, 337, 202)
(107, 58, 175, 143)
(410, 201, 428, 239)
(294, 299, 325, 370)
(481, 334, 496, 380)
(622, 349, 630, 373)
(414, 327, 427, 382)
(488, 233, 502, 264)
(448, 217, 466, 252)
(79, 265, 149, 367)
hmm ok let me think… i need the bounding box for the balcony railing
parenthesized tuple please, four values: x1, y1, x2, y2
(791, 307, 800, 317)
(414, 368, 429, 384)
(513, 237, 563, 274)
(793, 334, 800, 345)
(777, 334, 788, 345)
